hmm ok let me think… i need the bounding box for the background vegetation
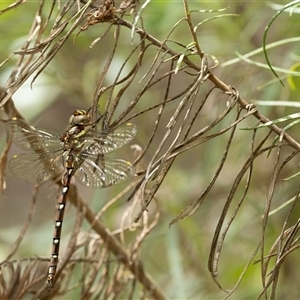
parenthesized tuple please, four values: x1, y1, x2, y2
(0, 1, 300, 299)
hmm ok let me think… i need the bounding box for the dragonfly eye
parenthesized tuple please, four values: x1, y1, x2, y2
(69, 110, 91, 125)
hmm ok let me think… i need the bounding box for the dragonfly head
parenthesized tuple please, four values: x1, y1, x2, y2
(69, 110, 91, 126)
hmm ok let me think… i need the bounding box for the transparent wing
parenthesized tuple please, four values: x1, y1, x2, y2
(8, 118, 62, 151)
(74, 153, 135, 188)
(8, 118, 136, 187)
(81, 123, 137, 155)
(9, 152, 64, 184)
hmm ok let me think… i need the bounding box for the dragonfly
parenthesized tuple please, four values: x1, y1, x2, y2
(7, 109, 137, 287)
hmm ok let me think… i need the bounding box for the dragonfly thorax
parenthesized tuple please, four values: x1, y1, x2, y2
(60, 129, 86, 152)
